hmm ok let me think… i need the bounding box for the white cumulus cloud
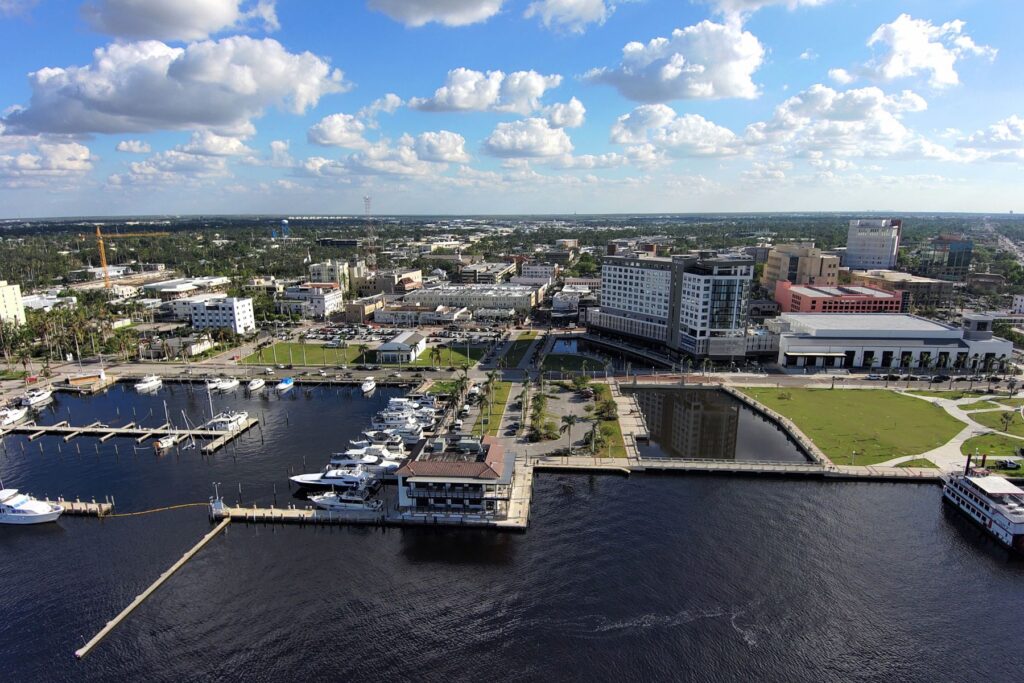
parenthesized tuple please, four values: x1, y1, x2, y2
(116, 139, 151, 153)
(542, 97, 586, 128)
(179, 130, 254, 156)
(865, 14, 996, 88)
(611, 104, 742, 156)
(585, 20, 765, 102)
(0, 141, 93, 187)
(828, 68, 854, 85)
(367, 0, 505, 27)
(704, 0, 829, 17)
(307, 113, 368, 148)
(2, 37, 348, 136)
(483, 118, 574, 157)
(82, 0, 279, 41)
(413, 130, 470, 162)
(524, 0, 610, 34)
(410, 68, 562, 114)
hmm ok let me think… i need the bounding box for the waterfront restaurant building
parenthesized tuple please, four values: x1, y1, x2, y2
(376, 330, 427, 364)
(395, 436, 515, 519)
(771, 313, 1012, 371)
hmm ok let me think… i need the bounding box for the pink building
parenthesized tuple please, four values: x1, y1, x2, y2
(774, 281, 904, 313)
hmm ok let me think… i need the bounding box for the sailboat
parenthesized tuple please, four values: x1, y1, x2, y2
(154, 401, 177, 452)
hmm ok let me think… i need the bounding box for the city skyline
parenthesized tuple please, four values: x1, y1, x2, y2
(1, 0, 1022, 217)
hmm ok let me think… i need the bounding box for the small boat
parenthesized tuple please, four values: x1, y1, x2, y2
(0, 405, 29, 426)
(0, 488, 63, 524)
(215, 378, 240, 392)
(247, 378, 266, 393)
(289, 466, 376, 491)
(309, 488, 383, 512)
(19, 389, 53, 407)
(360, 376, 376, 394)
(276, 377, 295, 393)
(207, 410, 249, 432)
(204, 378, 221, 391)
(134, 374, 162, 392)
(154, 434, 177, 451)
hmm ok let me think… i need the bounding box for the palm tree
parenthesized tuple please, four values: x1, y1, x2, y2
(430, 346, 443, 367)
(586, 422, 601, 455)
(560, 414, 580, 452)
(357, 343, 370, 364)
(1000, 411, 1015, 432)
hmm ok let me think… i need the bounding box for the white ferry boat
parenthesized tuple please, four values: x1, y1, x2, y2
(215, 378, 240, 392)
(289, 466, 376, 491)
(942, 467, 1024, 552)
(207, 410, 249, 432)
(0, 488, 63, 524)
(19, 388, 53, 407)
(309, 488, 383, 512)
(246, 378, 266, 393)
(134, 374, 162, 392)
(360, 376, 376, 394)
(0, 405, 29, 426)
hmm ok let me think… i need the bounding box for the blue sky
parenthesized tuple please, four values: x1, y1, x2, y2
(0, 0, 1021, 217)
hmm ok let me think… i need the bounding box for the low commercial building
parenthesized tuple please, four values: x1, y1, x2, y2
(143, 276, 230, 301)
(342, 293, 385, 323)
(22, 292, 77, 312)
(456, 262, 516, 284)
(67, 265, 131, 282)
(403, 284, 538, 314)
(395, 436, 515, 519)
(772, 312, 1012, 371)
(564, 276, 601, 292)
(848, 269, 956, 310)
(773, 282, 904, 313)
(189, 297, 255, 335)
(162, 292, 225, 321)
(356, 268, 423, 296)
(0, 280, 26, 325)
(277, 283, 344, 319)
(376, 331, 426, 364)
(374, 305, 470, 326)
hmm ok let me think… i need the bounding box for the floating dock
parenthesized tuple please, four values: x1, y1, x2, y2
(44, 496, 114, 517)
(0, 418, 259, 454)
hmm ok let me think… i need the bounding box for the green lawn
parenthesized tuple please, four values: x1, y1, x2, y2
(964, 401, 1005, 412)
(905, 390, 987, 400)
(997, 398, 1024, 408)
(541, 354, 601, 372)
(429, 379, 459, 395)
(969, 409, 1024, 437)
(896, 458, 939, 468)
(740, 388, 964, 465)
(0, 369, 28, 381)
(502, 331, 539, 368)
(474, 381, 513, 437)
(243, 342, 484, 368)
(592, 383, 627, 458)
(959, 434, 1024, 475)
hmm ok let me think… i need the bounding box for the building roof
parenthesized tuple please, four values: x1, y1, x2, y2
(787, 284, 897, 299)
(968, 475, 1024, 496)
(381, 330, 425, 348)
(855, 269, 947, 284)
(396, 436, 507, 480)
(782, 313, 955, 334)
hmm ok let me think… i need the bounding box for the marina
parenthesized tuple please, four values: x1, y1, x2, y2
(0, 417, 260, 454)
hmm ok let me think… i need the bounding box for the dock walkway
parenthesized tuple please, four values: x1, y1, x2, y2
(0, 418, 259, 454)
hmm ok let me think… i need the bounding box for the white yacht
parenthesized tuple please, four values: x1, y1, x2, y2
(134, 374, 162, 392)
(942, 466, 1024, 552)
(360, 376, 376, 394)
(309, 488, 383, 512)
(0, 405, 29, 426)
(206, 410, 249, 432)
(247, 378, 266, 393)
(385, 423, 425, 445)
(276, 377, 295, 393)
(370, 410, 422, 431)
(204, 378, 221, 391)
(154, 434, 178, 451)
(328, 445, 402, 473)
(354, 430, 406, 453)
(19, 388, 53, 407)
(0, 489, 63, 524)
(215, 378, 240, 392)
(289, 466, 376, 491)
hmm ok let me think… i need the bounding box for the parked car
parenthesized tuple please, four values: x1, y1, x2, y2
(997, 459, 1021, 470)
(866, 374, 882, 380)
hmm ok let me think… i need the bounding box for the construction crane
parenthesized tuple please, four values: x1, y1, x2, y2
(90, 227, 172, 288)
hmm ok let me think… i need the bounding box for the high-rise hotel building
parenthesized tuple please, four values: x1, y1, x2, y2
(845, 218, 902, 270)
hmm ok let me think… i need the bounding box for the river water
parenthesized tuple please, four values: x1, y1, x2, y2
(2, 384, 1023, 682)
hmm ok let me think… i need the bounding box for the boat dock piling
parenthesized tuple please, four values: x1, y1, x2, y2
(74, 518, 231, 660)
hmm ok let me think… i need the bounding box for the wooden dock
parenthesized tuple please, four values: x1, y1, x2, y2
(43, 496, 114, 517)
(209, 499, 384, 525)
(0, 418, 259, 454)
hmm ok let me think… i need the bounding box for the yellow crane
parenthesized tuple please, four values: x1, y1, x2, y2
(90, 227, 171, 288)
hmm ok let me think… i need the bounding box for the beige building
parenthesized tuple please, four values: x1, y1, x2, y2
(848, 269, 957, 310)
(762, 244, 839, 292)
(0, 280, 26, 326)
(403, 284, 538, 314)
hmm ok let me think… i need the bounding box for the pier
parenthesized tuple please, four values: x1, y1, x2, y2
(0, 418, 259, 454)
(43, 496, 114, 517)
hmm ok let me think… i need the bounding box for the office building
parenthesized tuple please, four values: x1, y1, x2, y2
(0, 280, 26, 325)
(845, 218, 902, 270)
(403, 284, 538, 314)
(355, 268, 422, 296)
(277, 283, 345, 319)
(773, 282, 904, 313)
(913, 234, 973, 281)
(308, 259, 350, 287)
(456, 262, 516, 284)
(189, 297, 256, 335)
(848, 269, 956, 310)
(761, 244, 839, 292)
(374, 305, 470, 326)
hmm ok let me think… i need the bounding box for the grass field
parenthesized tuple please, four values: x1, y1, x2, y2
(541, 354, 601, 372)
(592, 383, 627, 458)
(243, 342, 484, 368)
(502, 331, 539, 368)
(969, 409, 1024, 437)
(740, 388, 963, 465)
(896, 458, 938, 468)
(429, 379, 459, 395)
(960, 433, 1024, 458)
(905, 390, 987, 400)
(474, 381, 513, 437)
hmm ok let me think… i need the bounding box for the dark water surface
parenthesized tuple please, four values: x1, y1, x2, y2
(3, 384, 1023, 682)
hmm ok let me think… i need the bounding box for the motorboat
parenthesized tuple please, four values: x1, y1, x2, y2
(276, 377, 295, 393)
(289, 466, 376, 491)
(360, 376, 376, 394)
(19, 389, 53, 407)
(206, 410, 249, 432)
(204, 378, 221, 391)
(309, 488, 383, 512)
(154, 434, 177, 451)
(0, 489, 63, 524)
(215, 378, 240, 392)
(134, 374, 162, 392)
(247, 378, 266, 393)
(328, 445, 403, 472)
(0, 405, 29, 426)
(370, 410, 423, 430)
(355, 430, 406, 452)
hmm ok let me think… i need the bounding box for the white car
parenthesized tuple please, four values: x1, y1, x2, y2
(265, 367, 275, 375)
